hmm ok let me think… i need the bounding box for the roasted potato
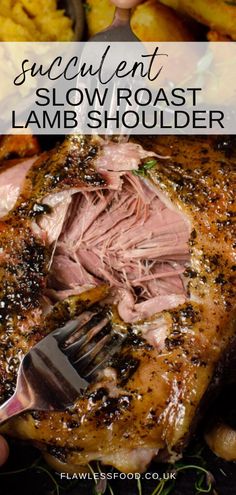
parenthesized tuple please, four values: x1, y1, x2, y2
(131, 0, 194, 40)
(159, 0, 236, 39)
(0, 0, 74, 41)
(207, 30, 231, 41)
(85, 0, 194, 41)
(85, 0, 114, 36)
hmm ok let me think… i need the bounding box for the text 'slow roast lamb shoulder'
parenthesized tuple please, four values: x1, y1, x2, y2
(0, 135, 235, 472)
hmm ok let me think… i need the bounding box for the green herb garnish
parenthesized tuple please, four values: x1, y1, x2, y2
(176, 464, 213, 493)
(132, 158, 157, 177)
(137, 477, 142, 495)
(132, 169, 146, 177)
(143, 159, 158, 169)
(83, 2, 92, 12)
(150, 479, 175, 495)
(147, 464, 213, 495)
(0, 441, 216, 494)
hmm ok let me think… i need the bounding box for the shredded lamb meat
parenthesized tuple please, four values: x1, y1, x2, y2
(48, 142, 190, 322)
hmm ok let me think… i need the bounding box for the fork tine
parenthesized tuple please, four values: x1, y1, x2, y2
(51, 319, 80, 343)
(73, 334, 112, 372)
(64, 316, 110, 358)
(52, 311, 96, 344)
(84, 338, 122, 379)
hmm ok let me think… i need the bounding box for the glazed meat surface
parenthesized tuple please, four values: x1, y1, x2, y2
(0, 135, 235, 473)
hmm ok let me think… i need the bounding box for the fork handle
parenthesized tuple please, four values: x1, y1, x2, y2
(112, 7, 131, 27)
(0, 393, 30, 425)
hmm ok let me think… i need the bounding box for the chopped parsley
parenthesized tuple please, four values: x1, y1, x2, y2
(132, 158, 157, 176)
(0, 440, 216, 494)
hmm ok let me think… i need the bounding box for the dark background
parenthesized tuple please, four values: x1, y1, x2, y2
(1, 384, 236, 495)
(0, 437, 236, 495)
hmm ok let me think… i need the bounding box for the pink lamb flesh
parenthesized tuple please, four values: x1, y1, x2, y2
(49, 142, 190, 323)
(0, 157, 37, 218)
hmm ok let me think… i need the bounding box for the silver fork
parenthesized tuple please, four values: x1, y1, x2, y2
(90, 7, 138, 42)
(0, 305, 124, 425)
(77, 6, 140, 137)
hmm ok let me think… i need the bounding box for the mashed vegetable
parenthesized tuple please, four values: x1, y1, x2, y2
(0, 0, 74, 41)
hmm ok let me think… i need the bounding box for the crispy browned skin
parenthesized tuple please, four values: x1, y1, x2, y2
(0, 136, 235, 473)
(0, 135, 40, 162)
(0, 136, 104, 402)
